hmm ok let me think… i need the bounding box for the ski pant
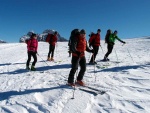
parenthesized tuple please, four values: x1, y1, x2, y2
(104, 44, 114, 58)
(68, 56, 86, 83)
(90, 46, 99, 62)
(48, 44, 55, 58)
(26, 51, 37, 66)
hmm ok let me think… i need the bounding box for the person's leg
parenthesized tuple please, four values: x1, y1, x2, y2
(51, 45, 55, 60)
(104, 44, 113, 59)
(68, 56, 79, 84)
(89, 46, 95, 63)
(32, 52, 37, 66)
(26, 51, 32, 69)
(77, 56, 86, 81)
(30, 52, 37, 71)
(47, 44, 51, 60)
(93, 46, 99, 61)
(48, 44, 51, 57)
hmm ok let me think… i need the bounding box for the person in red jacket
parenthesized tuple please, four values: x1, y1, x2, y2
(47, 31, 58, 61)
(26, 33, 38, 71)
(89, 29, 101, 64)
(68, 29, 94, 86)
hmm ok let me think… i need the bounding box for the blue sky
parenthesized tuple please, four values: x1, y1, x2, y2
(0, 0, 150, 42)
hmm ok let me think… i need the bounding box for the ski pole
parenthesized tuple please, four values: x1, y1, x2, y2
(37, 53, 51, 67)
(127, 48, 134, 63)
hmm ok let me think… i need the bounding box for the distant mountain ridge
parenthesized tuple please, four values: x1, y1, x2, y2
(19, 30, 67, 43)
(0, 40, 6, 43)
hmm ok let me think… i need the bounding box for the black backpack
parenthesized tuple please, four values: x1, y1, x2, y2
(105, 29, 111, 43)
(68, 29, 80, 52)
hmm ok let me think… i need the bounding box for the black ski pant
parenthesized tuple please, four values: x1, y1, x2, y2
(90, 46, 99, 62)
(26, 51, 37, 66)
(104, 44, 114, 58)
(48, 44, 55, 58)
(68, 56, 86, 83)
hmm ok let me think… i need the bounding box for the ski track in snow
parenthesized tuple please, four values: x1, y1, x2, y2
(0, 38, 150, 113)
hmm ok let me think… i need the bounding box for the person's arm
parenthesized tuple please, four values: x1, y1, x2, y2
(86, 41, 94, 53)
(116, 36, 126, 44)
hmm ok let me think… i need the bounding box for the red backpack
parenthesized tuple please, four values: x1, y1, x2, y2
(46, 34, 52, 42)
(25, 39, 29, 44)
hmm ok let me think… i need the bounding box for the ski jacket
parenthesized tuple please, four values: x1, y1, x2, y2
(27, 38, 38, 52)
(49, 35, 57, 46)
(109, 34, 124, 45)
(89, 33, 100, 46)
(71, 35, 92, 58)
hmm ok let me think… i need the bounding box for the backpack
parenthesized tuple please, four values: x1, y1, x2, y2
(89, 32, 96, 46)
(46, 34, 52, 42)
(105, 29, 111, 43)
(68, 29, 80, 52)
(25, 39, 29, 44)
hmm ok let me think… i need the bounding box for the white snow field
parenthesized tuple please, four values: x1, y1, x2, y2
(0, 37, 150, 113)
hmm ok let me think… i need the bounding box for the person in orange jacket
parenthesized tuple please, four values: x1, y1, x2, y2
(89, 29, 101, 64)
(68, 29, 94, 86)
(47, 31, 58, 61)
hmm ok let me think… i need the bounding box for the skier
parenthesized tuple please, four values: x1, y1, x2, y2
(103, 30, 126, 61)
(105, 29, 112, 44)
(68, 29, 94, 86)
(26, 33, 38, 71)
(47, 31, 58, 61)
(89, 29, 101, 64)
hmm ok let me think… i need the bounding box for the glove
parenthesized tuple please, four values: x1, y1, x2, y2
(89, 43, 92, 48)
(90, 49, 94, 53)
(75, 51, 81, 56)
(121, 41, 126, 44)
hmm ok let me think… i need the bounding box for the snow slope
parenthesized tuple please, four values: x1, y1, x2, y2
(0, 38, 150, 113)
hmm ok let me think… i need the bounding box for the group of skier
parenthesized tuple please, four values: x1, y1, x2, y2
(25, 29, 126, 86)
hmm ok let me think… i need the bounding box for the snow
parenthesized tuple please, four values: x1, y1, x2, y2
(0, 38, 150, 113)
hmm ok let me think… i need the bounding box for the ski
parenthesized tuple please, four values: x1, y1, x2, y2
(66, 84, 106, 95)
(84, 86, 106, 95)
(78, 88, 98, 96)
(96, 65, 107, 69)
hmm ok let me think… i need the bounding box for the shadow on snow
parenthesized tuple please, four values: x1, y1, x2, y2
(0, 85, 71, 101)
(90, 63, 150, 73)
(0, 64, 71, 75)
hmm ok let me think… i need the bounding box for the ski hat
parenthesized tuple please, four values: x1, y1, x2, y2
(97, 29, 101, 32)
(54, 31, 58, 35)
(80, 29, 86, 34)
(114, 30, 118, 34)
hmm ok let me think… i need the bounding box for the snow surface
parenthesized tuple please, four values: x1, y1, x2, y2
(0, 38, 150, 113)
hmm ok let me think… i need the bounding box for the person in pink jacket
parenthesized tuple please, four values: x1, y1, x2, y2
(26, 33, 38, 71)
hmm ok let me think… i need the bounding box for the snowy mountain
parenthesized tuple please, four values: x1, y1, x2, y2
(0, 39, 6, 43)
(19, 30, 67, 43)
(0, 37, 150, 113)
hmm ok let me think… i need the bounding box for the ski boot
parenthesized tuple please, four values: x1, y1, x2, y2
(51, 57, 54, 61)
(26, 66, 30, 70)
(31, 65, 36, 71)
(47, 57, 51, 61)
